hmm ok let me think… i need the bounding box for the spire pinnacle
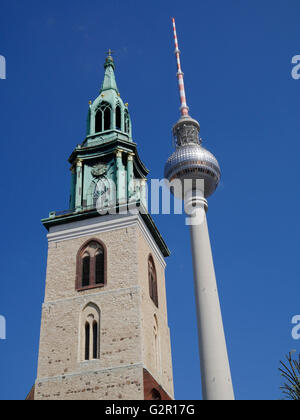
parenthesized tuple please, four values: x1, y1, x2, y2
(101, 49, 118, 93)
(104, 49, 115, 70)
(171, 18, 189, 117)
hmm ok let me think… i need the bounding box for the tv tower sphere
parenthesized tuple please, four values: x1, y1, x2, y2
(164, 115, 221, 199)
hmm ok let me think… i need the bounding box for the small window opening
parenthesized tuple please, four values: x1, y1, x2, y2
(95, 251, 104, 285)
(95, 109, 102, 133)
(116, 105, 121, 130)
(85, 322, 90, 361)
(151, 389, 161, 400)
(104, 107, 111, 130)
(93, 321, 98, 359)
(124, 110, 130, 134)
(82, 255, 90, 288)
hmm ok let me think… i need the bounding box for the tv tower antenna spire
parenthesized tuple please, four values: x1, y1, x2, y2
(172, 17, 189, 117)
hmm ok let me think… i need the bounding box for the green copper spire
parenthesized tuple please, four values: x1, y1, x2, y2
(100, 50, 118, 93)
(83, 51, 132, 145)
(42, 53, 170, 260)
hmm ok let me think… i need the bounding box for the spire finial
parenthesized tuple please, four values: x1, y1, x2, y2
(172, 18, 189, 117)
(104, 49, 115, 70)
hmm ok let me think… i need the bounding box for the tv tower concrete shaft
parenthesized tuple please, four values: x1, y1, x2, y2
(187, 193, 234, 400)
(165, 18, 235, 400)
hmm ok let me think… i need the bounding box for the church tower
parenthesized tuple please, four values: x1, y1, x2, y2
(32, 53, 174, 400)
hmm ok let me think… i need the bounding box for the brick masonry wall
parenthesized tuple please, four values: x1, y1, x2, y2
(44, 225, 139, 302)
(35, 216, 173, 400)
(143, 369, 172, 400)
(137, 229, 174, 398)
(35, 365, 144, 400)
(37, 289, 142, 379)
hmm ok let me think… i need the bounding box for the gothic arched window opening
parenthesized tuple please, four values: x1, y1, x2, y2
(116, 105, 121, 130)
(76, 240, 107, 291)
(124, 109, 130, 134)
(148, 256, 158, 307)
(95, 108, 103, 133)
(82, 253, 90, 288)
(104, 106, 111, 131)
(95, 250, 104, 285)
(95, 102, 111, 133)
(93, 321, 98, 359)
(81, 303, 100, 361)
(153, 314, 161, 373)
(85, 322, 90, 361)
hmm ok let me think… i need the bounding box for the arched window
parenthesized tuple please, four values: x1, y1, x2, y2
(95, 102, 111, 133)
(153, 314, 161, 373)
(95, 108, 102, 133)
(85, 322, 90, 361)
(76, 239, 107, 291)
(148, 256, 158, 307)
(93, 321, 98, 359)
(82, 253, 90, 288)
(95, 249, 104, 284)
(115, 105, 121, 130)
(151, 388, 162, 400)
(124, 109, 130, 134)
(81, 303, 100, 361)
(104, 106, 111, 130)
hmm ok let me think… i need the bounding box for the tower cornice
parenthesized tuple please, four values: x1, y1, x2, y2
(42, 207, 170, 258)
(68, 138, 149, 179)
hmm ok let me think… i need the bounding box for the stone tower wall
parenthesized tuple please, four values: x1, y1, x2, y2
(35, 214, 174, 400)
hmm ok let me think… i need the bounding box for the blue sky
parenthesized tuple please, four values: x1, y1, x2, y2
(1, 0, 300, 400)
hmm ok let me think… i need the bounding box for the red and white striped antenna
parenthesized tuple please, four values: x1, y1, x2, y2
(172, 18, 189, 117)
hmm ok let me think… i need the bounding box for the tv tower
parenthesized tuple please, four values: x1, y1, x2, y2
(164, 18, 235, 400)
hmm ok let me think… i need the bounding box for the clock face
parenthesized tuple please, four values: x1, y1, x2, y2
(91, 163, 107, 178)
